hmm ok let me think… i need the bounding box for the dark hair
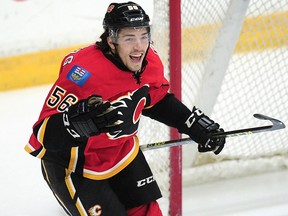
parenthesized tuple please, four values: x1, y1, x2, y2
(95, 29, 110, 52)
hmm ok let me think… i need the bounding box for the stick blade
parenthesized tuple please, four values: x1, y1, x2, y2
(253, 113, 286, 130)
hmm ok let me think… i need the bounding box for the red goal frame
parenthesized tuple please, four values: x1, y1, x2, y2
(168, 0, 182, 215)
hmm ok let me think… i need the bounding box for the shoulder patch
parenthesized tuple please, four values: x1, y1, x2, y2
(67, 65, 91, 87)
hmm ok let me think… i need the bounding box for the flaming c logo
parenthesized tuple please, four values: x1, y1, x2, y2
(108, 85, 149, 139)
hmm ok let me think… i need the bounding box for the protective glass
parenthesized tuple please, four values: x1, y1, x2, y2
(116, 33, 150, 45)
(109, 26, 151, 45)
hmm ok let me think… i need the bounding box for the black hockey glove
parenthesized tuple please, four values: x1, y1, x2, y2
(63, 95, 120, 138)
(180, 107, 225, 155)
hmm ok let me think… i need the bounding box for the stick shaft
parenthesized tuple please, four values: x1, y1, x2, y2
(140, 114, 285, 151)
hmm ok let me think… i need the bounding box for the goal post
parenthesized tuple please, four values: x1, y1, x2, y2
(139, 0, 288, 215)
(168, 1, 182, 216)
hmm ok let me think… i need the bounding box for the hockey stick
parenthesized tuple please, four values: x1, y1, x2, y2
(140, 113, 285, 151)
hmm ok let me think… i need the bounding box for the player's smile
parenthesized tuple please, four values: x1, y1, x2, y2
(129, 52, 144, 64)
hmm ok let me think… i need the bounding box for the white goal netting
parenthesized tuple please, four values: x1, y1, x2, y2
(138, 0, 288, 214)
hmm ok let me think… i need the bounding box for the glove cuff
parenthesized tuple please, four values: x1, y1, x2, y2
(177, 107, 205, 142)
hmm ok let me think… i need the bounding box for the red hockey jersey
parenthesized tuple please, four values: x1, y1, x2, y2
(25, 44, 169, 180)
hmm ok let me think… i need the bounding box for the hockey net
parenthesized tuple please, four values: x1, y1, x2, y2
(137, 0, 288, 215)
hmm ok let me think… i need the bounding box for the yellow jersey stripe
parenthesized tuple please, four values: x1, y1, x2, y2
(83, 136, 140, 180)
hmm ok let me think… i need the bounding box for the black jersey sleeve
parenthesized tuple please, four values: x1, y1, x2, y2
(143, 93, 226, 155)
(142, 93, 191, 129)
(33, 113, 86, 152)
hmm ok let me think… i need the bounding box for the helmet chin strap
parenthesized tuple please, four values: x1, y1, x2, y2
(109, 44, 127, 69)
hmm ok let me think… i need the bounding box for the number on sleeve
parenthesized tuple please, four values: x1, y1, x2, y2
(47, 86, 78, 112)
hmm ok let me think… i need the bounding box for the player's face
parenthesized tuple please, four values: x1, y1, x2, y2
(108, 27, 150, 72)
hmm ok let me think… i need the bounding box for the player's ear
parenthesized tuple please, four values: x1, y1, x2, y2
(107, 37, 116, 50)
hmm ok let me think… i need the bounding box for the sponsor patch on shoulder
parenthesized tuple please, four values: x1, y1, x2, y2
(67, 65, 91, 87)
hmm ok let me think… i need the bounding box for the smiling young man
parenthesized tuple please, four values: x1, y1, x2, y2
(108, 27, 149, 71)
(25, 2, 225, 215)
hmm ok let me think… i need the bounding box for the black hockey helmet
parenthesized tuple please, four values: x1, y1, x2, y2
(103, 2, 150, 31)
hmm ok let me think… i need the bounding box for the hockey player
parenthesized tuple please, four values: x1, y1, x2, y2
(25, 2, 225, 216)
